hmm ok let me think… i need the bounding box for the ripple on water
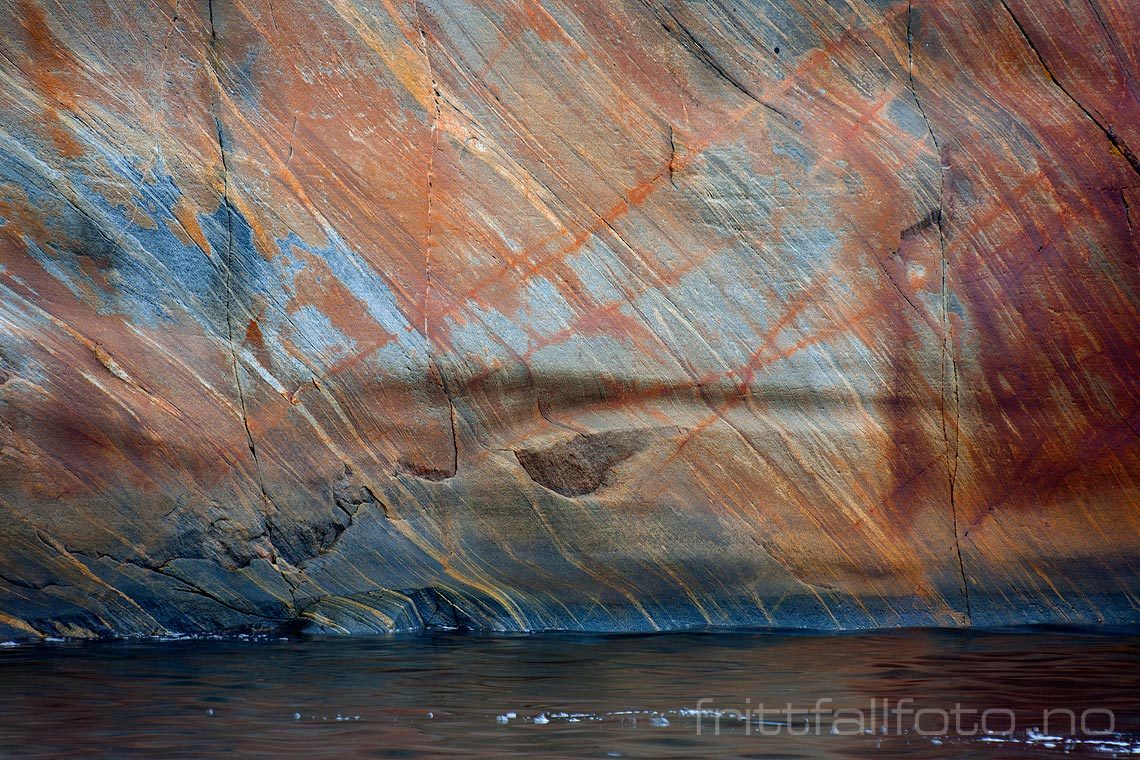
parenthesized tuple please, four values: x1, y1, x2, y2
(0, 629, 1137, 758)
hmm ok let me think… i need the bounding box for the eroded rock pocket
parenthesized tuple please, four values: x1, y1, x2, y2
(513, 428, 668, 497)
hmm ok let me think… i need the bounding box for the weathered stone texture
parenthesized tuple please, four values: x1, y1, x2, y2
(0, 0, 1136, 638)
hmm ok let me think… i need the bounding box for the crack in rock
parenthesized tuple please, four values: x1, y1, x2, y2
(906, 1, 971, 624)
(998, 0, 1140, 179)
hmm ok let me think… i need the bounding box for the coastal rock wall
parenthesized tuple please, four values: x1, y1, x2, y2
(0, 0, 1136, 639)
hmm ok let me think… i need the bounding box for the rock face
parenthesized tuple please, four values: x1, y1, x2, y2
(0, 0, 1136, 640)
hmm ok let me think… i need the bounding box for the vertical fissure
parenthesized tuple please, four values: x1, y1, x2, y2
(667, 124, 678, 188)
(206, 2, 296, 609)
(907, 2, 971, 624)
(415, 2, 459, 478)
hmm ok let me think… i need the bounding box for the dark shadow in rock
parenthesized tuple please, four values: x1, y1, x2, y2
(397, 460, 453, 482)
(272, 465, 386, 566)
(403, 586, 516, 632)
(514, 428, 667, 497)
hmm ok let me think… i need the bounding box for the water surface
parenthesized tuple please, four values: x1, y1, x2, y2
(1, 628, 1138, 758)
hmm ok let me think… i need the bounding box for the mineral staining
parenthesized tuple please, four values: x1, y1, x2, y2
(0, 0, 1136, 639)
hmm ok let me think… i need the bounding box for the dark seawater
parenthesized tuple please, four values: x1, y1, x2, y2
(1, 628, 1138, 758)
